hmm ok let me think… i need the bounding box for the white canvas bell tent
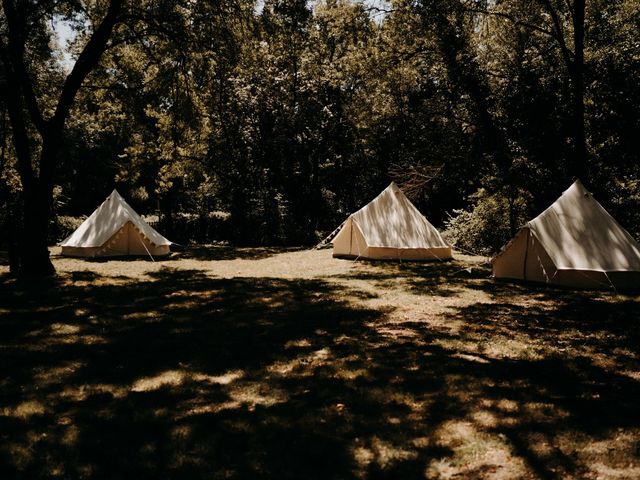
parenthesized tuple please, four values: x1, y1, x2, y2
(59, 190, 172, 258)
(492, 179, 640, 289)
(331, 182, 452, 260)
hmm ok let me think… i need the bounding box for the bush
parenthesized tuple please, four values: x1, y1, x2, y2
(443, 189, 527, 256)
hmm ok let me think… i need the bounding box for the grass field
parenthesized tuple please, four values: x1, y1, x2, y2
(1, 246, 639, 479)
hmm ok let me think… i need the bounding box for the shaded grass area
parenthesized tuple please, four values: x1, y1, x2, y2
(334, 257, 492, 297)
(171, 245, 307, 262)
(1, 255, 640, 479)
(0, 248, 10, 267)
(1, 245, 306, 266)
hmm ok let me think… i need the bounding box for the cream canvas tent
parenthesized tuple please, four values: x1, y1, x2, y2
(59, 190, 171, 258)
(493, 180, 640, 289)
(332, 182, 452, 260)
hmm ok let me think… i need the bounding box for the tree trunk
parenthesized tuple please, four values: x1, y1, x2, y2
(1, 0, 125, 277)
(6, 197, 21, 275)
(19, 180, 55, 276)
(18, 135, 58, 277)
(572, 70, 586, 179)
(8, 226, 20, 275)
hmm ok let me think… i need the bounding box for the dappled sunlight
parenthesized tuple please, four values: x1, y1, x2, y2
(620, 369, 640, 381)
(46, 322, 81, 335)
(572, 430, 640, 478)
(196, 370, 245, 385)
(59, 383, 129, 401)
(132, 370, 188, 392)
(453, 352, 491, 364)
(284, 338, 313, 349)
(32, 361, 86, 388)
(1, 247, 639, 478)
(353, 436, 419, 471)
(25, 322, 110, 348)
(427, 419, 530, 479)
(2, 400, 47, 419)
(482, 338, 545, 361)
(225, 382, 289, 409)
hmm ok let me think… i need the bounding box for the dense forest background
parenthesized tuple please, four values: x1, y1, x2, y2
(2, 0, 639, 261)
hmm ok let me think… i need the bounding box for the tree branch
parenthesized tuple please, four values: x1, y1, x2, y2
(537, 0, 575, 71)
(0, 36, 35, 188)
(1, 0, 46, 133)
(465, 7, 555, 38)
(51, 0, 125, 130)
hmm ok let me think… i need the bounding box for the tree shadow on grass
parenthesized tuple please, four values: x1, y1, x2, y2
(0, 269, 450, 479)
(42, 245, 306, 265)
(1, 267, 640, 479)
(0, 248, 10, 267)
(434, 292, 640, 479)
(171, 245, 308, 262)
(334, 258, 492, 297)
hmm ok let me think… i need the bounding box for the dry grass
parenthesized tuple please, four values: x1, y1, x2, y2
(1, 246, 639, 479)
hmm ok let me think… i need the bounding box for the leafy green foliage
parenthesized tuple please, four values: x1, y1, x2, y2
(2, 0, 639, 254)
(443, 188, 529, 256)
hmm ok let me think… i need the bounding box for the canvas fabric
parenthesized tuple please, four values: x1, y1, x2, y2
(493, 180, 640, 289)
(60, 190, 171, 257)
(332, 183, 451, 260)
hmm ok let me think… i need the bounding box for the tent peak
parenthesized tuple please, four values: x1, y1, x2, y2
(564, 178, 591, 197)
(387, 182, 401, 193)
(570, 178, 585, 189)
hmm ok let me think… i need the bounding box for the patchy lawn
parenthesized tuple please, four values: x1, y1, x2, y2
(1, 246, 639, 479)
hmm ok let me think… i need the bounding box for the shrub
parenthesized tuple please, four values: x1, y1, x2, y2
(443, 189, 527, 256)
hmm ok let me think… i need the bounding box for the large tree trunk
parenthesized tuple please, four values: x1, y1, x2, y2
(431, 3, 517, 234)
(19, 180, 55, 276)
(16, 131, 58, 276)
(538, 0, 587, 179)
(1, 0, 124, 277)
(571, 69, 586, 180)
(5, 193, 21, 275)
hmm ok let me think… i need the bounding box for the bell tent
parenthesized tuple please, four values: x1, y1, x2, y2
(59, 190, 172, 258)
(331, 182, 452, 260)
(492, 180, 640, 289)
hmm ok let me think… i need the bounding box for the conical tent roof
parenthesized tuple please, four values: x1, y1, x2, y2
(350, 182, 449, 248)
(493, 179, 640, 289)
(60, 190, 171, 248)
(331, 182, 451, 261)
(528, 180, 640, 272)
